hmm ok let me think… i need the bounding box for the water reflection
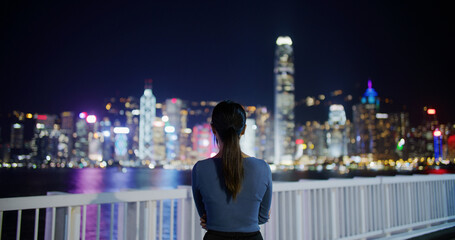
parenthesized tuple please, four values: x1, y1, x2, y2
(67, 168, 189, 239)
(69, 168, 191, 194)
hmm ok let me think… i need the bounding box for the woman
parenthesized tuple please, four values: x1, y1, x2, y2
(192, 100, 272, 240)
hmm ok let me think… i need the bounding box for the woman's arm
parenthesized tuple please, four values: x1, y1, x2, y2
(258, 165, 273, 224)
(191, 163, 206, 218)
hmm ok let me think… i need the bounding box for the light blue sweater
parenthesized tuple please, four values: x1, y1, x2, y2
(192, 157, 272, 232)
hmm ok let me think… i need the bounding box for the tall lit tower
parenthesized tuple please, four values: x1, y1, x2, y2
(139, 79, 156, 161)
(274, 36, 295, 164)
(353, 80, 379, 156)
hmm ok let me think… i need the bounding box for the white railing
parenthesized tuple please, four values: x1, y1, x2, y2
(1, 174, 455, 240)
(260, 174, 455, 240)
(0, 188, 187, 240)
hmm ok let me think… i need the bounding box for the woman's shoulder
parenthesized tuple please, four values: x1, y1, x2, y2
(244, 157, 270, 169)
(193, 157, 219, 169)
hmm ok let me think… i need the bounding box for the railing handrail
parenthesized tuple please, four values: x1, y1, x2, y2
(2, 174, 454, 211)
(0, 188, 187, 211)
(273, 174, 455, 191)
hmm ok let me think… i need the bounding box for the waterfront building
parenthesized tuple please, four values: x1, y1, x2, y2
(88, 131, 103, 162)
(274, 36, 295, 164)
(152, 117, 166, 163)
(31, 114, 57, 164)
(352, 80, 379, 159)
(139, 79, 156, 162)
(240, 118, 256, 157)
(105, 95, 140, 162)
(73, 116, 89, 164)
(59, 112, 74, 163)
(178, 110, 191, 162)
(163, 98, 184, 161)
(253, 106, 274, 162)
(295, 121, 326, 163)
(10, 123, 24, 150)
(113, 126, 129, 163)
(192, 123, 217, 160)
(374, 112, 409, 160)
(100, 118, 114, 163)
(327, 104, 348, 158)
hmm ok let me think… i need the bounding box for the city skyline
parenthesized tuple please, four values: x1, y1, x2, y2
(1, 1, 454, 124)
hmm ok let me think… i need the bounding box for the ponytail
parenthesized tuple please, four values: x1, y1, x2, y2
(211, 100, 246, 200)
(222, 127, 244, 200)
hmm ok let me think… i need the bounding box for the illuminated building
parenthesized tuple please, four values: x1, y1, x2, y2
(74, 115, 89, 163)
(327, 105, 348, 158)
(32, 114, 57, 163)
(113, 127, 130, 163)
(163, 98, 184, 161)
(274, 36, 295, 164)
(139, 79, 156, 162)
(10, 123, 24, 150)
(240, 118, 256, 157)
(58, 111, 74, 164)
(152, 117, 166, 162)
(253, 106, 273, 162)
(433, 128, 443, 160)
(105, 95, 140, 162)
(352, 80, 379, 157)
(295, 121, 326, 157)
(88, 131, 102, 162)
(100, 118, 113, 162)
(328, 104, 347, 126)
(192, 123, 217, 160)
(375, 112, 409, 160)
(60, 112, 74, 132)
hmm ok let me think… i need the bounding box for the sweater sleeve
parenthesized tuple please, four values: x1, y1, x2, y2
(258, 163, 273, 224)
(191, 163, 205, 218)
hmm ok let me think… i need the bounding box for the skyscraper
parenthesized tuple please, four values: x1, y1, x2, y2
(164, 98, 183, 161)
(139, 79, 156, 162)
(274, 36, 295, 164)
(353, 80, 379, 156)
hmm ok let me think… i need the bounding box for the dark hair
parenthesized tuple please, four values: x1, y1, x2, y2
(211, 100, 246, 200)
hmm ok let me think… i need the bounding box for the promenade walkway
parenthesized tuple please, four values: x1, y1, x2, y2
(410, 227, 455, 240)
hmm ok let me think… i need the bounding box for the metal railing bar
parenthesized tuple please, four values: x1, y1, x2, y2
(110, 203, 114, 240)
(159, 200, 163, 240)
(82, 205, 86, 240)
(96, 204, 101, 240)
(170, 199, 174, 240)
(51, 207, 56, 240)
(0, 189, 188, 212)
(0, 211, 3, 240)
(0, 176, 454, 240)
(136, 201, 140, 240)
(34, 208, 39, 240)
(16, 210, 21, 240)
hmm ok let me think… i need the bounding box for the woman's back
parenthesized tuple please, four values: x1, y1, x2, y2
(191, 100, 272, 239)
(192, 157, 272, 232)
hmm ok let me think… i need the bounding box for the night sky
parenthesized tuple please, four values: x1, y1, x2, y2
(1, 1, 454, 125)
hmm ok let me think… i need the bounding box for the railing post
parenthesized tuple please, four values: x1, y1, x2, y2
(295, 190, 303, 240)
(407, 183, 413, 230)
(442, 181, 448, 220)
(177, 186, 193, 240)
(383, 180, 391, 236)
(67, 206, 81, 240)
(331, 187, 338, 240)
(148, 200, 157, 240)
(360, 185, 366, 234)
(44, 192, 68, 240)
